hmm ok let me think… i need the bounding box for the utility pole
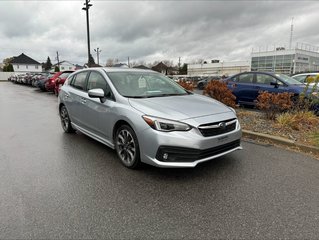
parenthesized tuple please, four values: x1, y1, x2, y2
(128, 56, 130, 68)
(82, 0, 92, 67)
(289, 17, 294, 50)
(94, 47, 101, 65)
(56, 51, 60, 70)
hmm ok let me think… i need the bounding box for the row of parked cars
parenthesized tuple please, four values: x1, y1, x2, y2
(8, 71, 74, 95)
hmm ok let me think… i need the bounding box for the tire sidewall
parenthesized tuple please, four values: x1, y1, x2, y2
(115, 125, 141, 169)
(60, 105, 74, 133)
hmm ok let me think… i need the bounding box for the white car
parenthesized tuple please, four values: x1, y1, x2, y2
(292, 73, 319, 85)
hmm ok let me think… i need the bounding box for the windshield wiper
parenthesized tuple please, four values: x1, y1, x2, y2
(123, 95, 148, 98)
(146, 93, 188, 98)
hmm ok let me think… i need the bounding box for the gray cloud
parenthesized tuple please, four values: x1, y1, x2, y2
(1, 1, 319, 66)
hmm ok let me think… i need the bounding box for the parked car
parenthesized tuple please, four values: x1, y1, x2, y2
(44, 71, 69, 92)
(36, 73, 54, 90)
(291, 72, 319, 84)
(224, 71, 309, 107)
(197, 76, 221, 90)
(58, 68, 242, 169)
(54, 71, 74, 96)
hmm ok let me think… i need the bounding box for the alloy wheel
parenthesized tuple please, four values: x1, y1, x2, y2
(116, 129, 136, 166)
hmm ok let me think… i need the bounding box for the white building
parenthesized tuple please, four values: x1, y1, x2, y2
(251, 43, 319, 74)
(187, 61, 250, 77)
(10, 53, 41, 73)
(52, 61, 76, 71)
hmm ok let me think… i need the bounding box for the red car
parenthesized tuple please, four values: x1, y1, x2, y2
(45, 71, 74, 92)
(54, 71, 74, 96)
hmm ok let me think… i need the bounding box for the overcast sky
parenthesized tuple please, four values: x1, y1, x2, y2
(0, 0, 319, 66)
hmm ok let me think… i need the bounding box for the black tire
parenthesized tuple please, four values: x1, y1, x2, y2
(115, 125, 141, 169)
(59, 105, 75, 133)
(198, 83, 203, 90)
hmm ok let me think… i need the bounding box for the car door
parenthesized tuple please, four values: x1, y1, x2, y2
(80, 71, 116, 140)
(255, 73, 289, 95)
(227, 73, 256, 104)
(67, 71, 89, 127)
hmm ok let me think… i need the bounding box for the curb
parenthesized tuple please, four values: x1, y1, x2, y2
(242, 129, 319, 155)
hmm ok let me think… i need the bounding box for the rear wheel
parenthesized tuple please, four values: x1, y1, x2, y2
(115, 125, 141, 169)
(59, 105, 75, 133)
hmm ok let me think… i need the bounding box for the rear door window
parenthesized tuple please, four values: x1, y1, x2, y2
(238, 73, 254, 83)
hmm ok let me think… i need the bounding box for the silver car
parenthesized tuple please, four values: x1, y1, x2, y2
(58, 68, 242, 168)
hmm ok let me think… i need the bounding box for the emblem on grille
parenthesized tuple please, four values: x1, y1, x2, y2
(218, 122, 226, 129)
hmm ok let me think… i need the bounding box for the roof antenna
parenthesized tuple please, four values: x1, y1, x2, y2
(289, 17, 294, 49)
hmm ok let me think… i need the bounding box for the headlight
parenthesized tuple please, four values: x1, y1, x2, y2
(142, 116, 192, 132)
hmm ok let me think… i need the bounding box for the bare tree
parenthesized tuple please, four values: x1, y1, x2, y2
(190, 58, 205, 64)
(162, 60, 174, 67)
(105, 58, 114, 67)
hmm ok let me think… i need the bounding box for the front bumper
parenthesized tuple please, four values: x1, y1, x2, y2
(138, 120, 242, 168)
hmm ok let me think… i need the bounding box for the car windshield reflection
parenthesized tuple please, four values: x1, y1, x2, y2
(106, 72, 189, 98)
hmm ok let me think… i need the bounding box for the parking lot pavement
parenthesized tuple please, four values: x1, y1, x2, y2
(1, 82, 319, 239)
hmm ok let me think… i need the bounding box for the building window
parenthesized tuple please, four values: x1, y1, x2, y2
(35, 65, 38, 69)
(26, 65, 28, 69)
(17, 65, 19, 69)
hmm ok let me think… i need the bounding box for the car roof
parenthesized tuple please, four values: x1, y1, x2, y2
(76, 67, 155, 74)
(292, 72, 319, 76)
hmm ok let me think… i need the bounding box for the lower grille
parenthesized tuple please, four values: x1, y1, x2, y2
(155, 140, 241, 162)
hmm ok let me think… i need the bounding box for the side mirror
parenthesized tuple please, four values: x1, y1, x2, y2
(270, 82, 279, 88)
(88, 88, 105, 98)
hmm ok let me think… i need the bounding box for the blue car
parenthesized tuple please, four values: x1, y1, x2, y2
(224, 72, 308, 106)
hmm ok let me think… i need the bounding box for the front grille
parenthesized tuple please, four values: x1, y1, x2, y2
(156, 140, 241, 162)
(198, 118, 237, 137)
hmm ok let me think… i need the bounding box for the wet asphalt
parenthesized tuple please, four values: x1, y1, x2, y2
(0, 82, 319, 239)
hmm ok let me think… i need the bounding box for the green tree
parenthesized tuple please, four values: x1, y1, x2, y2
(6, 64, 14, 72)
(179, 63, 187, 75)
(54, 66, 60, 72)
(89, 53, 96, 67)
(44, 56, 52, 71)
(2, 57, 14, 72)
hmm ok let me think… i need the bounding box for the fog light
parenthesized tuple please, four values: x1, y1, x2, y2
(163, 153, 168, 160)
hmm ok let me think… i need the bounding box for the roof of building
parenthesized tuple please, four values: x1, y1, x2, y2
(10, 53, 40, 65)
(133, 65, 150, 70)
(152, 62, 168, 71)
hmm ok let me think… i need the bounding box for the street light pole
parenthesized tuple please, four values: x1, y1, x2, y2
(82, 0, 92, 67)
(94, 47, 101, 65)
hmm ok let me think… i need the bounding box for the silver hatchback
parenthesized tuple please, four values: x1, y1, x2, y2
(58, 68, 242, 168)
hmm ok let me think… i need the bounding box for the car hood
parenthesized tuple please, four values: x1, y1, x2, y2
(128, 94, 232, 120)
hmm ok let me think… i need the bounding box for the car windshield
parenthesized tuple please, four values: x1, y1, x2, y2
(276, 73, 304, 85)
(106, 71, 189, 98)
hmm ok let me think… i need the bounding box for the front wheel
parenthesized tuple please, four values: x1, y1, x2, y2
(115, 125, 141, 169)
(59, 105, 75, 133)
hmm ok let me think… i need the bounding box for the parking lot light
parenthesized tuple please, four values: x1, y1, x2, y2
(82, 0, 93, 67)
